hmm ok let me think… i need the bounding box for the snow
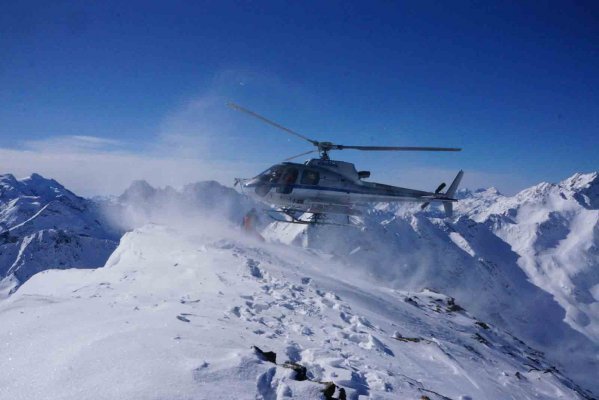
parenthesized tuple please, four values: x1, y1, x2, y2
(0, 170, 598, 399)
(262, 172, 599, 395)
(0, 174, 120, 290)
(0, 274, 18, 300)
(448, 231, 476, 257)
(456, 173, 599, 343)
(0, 224, 590, 399)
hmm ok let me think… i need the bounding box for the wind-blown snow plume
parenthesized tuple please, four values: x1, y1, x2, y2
(99, 179, 258, 232)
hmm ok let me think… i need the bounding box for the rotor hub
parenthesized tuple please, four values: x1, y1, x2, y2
(316, 142, 336, 159)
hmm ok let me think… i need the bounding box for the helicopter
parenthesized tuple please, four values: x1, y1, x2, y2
(229, 103, 464, 226)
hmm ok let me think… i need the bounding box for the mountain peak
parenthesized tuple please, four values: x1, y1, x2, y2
(119, 180, 156, 202)
(561, 171, 599, 191)
(560, 171, 599, 209)
(23, 172, 66, 189)
(482, 186, 501, 195)
(0, 172, 75, 201)
(0, 174, 18, 193)
(0, 173, 17, 182)
(182, 180, 236, 195)
(126, 179, 154, 190)
(28, 172, 46, 180)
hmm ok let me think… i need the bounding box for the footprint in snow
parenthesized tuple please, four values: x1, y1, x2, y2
(228, 306, 241, 318)
(176, 315, 190, 323)
(246, 258, 263, 279)
(245, 301, 271, 313)
(285, 342, 303, 363)
(339, 312, 353, 324)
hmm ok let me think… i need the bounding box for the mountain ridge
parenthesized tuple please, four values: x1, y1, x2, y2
(1, 223, 593, 399)
(0, 174, 120, 293)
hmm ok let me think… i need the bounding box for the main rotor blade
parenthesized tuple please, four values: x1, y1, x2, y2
(337, 145, 462, 151)
(283, 149, 318, 162)
(227, 102, 318, 145)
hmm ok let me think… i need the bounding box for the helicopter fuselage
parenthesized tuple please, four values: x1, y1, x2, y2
(228, 103, 463, 221)
(240, 159, 457, 215)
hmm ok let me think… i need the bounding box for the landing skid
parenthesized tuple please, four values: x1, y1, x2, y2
(266, 208, 359, 227)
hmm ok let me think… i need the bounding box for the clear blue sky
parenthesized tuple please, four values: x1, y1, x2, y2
(1, 1, 597, 195)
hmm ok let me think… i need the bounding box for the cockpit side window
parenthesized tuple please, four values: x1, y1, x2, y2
(300, 169, 320, 185)
(277, 167, 298, 194)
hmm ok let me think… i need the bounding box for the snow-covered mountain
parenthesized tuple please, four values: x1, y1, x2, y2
(0, 224, 593, 399)
(0, 175, 257, 298)
(0, 174, 120, 297)
(263, 172, 599, 394)
(456, 173, 599, 343)
(0, 171, 597, 398)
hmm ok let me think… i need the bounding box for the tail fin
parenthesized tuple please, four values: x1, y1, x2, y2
(442, 170, 464, 217)
(446, 170, 464, 198)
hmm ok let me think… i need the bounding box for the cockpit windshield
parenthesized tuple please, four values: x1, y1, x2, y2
(250, 165, 286, 197)
(256, 165, 285, 184)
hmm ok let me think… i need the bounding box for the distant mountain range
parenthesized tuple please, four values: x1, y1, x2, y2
(0, 175, 255, 296)
(0, 173, 120, 297)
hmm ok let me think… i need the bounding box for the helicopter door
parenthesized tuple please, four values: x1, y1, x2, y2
(277, 167, 298, 194)
(255, 166, 284, 197)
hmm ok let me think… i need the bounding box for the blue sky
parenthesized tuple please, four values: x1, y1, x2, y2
(1, 1, 597, 195)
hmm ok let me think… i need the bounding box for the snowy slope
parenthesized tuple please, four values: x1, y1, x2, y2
(455, 173, 599, 343)
(0, 174, 120, 294)
(0, 223, 592, 400)
(263, 171, 599, 394)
